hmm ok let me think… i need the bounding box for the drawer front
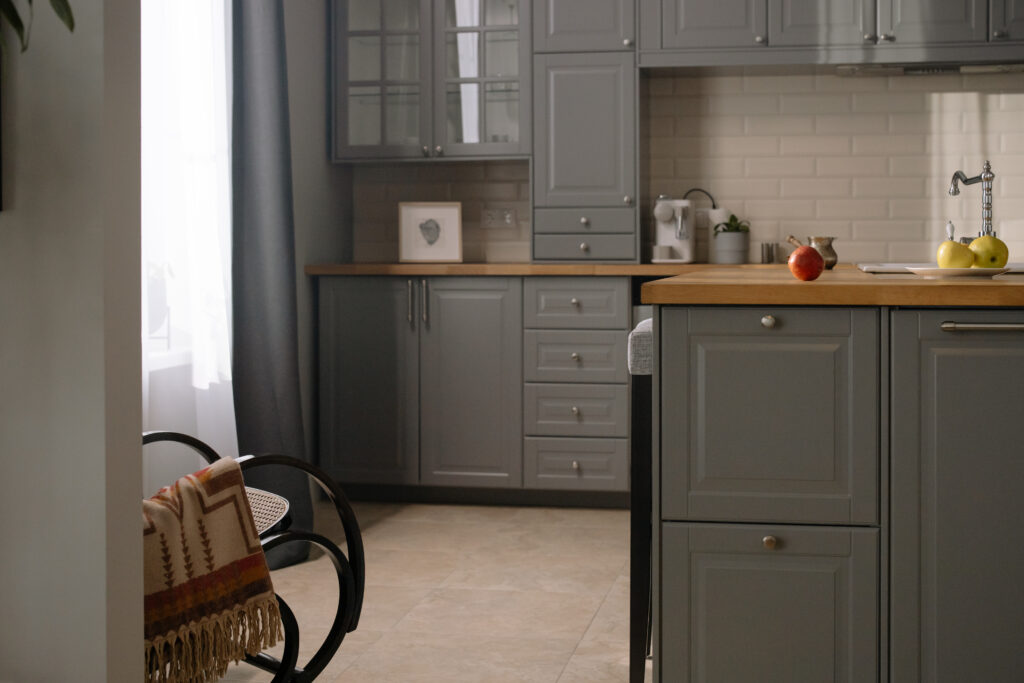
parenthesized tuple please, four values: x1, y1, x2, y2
(524, 277, 629, 329)
(534, 207, 636, 234)
(525, 329, 628, 383)
(660, 523, 879, 682)
(660, 306, 879, 525)
(534, 233, 636, 261)
(525, 383, 628, 437)
(524, 437, 628, 491)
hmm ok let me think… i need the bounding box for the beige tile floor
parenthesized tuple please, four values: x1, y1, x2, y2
(221, 501, 652, 683)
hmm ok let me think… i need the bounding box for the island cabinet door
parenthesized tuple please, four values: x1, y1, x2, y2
(660, 307, 879, 525)
(890, 309, 1024, 683)
(660, 523, 879, 683)
(419, 277, 523, 487)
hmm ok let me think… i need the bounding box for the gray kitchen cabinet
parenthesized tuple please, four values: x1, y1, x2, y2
(419, 277, 523, 486)
(770, 0, 875, 47)
(877, 0, 987, 44)
(533, 0, 636, 52)
(661, 523, 879, 682)
(655, 305, 882, 682)
(332, 0, 531, 160)
(659, 0, 768, 49)
(992, 0, 1024, 40)
(318, 277, 420, 484)
(890, 309, 1024, 683)
(522, 277, 631, 491)
(659, 307, 879, 525)
(532, 52, 637, 260)
(318, 276, 522, 488)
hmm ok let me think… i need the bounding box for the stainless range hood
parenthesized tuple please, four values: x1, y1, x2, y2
(836, 63, 1024, 77)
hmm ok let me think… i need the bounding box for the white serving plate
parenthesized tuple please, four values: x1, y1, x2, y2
(906, 266, 1010, 278)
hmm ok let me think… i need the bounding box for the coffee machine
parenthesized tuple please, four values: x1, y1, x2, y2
(652, 195, 695, 263)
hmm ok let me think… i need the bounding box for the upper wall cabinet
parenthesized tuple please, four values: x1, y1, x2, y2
(533, 0, 636, 51)
(641, 0, 1023, 63)
(333, 0, 531, 161)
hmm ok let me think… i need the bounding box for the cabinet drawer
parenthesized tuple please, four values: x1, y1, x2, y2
(534, 207, 635, 234)
(524, 437, 628, 491)
(525, 329, 628, 383)
(525, 383, 628, 437)
(524, 277, 629, 329)
(660, 306, 879, 524)
(534, 234, 636, 261)
(660, 523, 878, 682)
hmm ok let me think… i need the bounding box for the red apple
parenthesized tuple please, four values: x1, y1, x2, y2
(788, 245, 825, 281)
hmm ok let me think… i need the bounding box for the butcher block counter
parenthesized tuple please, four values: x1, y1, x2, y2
(640, 263, 1024, 307)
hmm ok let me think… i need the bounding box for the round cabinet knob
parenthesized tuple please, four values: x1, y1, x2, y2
(863, 33, 876, 42)
(571, 405, 580, 416)
(623, 195, 632, 205)
(579, 242, 590, 253)
(434, 145, 443, 155)
(760, 315, 777, 329)
(570, 297, 580, 306)
(421, 146, 430, 157)
(580, 216, 590, 226)
(623, 38, 634, 47)
(993, 29, 1009, 39)
(571, 460, 581, 471)
(570, 352, 581, 362)
(880, 33, 894, 41)
(762, 535, 778, 550)
(754, 35, 765, 44)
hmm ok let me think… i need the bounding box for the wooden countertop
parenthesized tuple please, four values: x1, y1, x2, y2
(640, 264, 1024, 307)
(304, 263, 718, 277)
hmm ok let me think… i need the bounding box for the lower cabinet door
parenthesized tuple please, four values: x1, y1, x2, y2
(659, 523, 878, 683)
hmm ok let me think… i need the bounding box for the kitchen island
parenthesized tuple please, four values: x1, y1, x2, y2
(641, 265, 1024, 683)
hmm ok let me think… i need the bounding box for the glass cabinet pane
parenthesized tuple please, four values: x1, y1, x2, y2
(484, 31, 517, 78)
(383, 0, 419, 30)
(446, 32, 479, 79)
(348, 0, 380, 31)
(484, 82, 518, 143)
(348, 36, 381, 81)
(484, 0, 518, 26)
(446, 83, 480, 144)
(385, 86, 421, 145)
(385, 34, 420, 81)
(446, 0, 480, 27)
(348, 87, 382, 145)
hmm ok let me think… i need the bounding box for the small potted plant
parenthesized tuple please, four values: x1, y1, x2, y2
(710, 213, 750, 264)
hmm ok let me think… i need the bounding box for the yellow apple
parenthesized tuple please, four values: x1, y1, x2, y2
(936, 240, 975, 268)
(968, 235, 1009, 268)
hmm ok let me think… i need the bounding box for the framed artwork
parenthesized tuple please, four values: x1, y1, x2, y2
(398, 202, 462, 263)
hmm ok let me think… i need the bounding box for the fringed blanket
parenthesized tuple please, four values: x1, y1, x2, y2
(143, 458, 282, 683)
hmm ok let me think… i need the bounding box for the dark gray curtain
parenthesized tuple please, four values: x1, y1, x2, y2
(231, 0, 311, 568)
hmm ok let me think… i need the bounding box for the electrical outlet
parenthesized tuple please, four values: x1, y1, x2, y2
(482, 207, 517, 228)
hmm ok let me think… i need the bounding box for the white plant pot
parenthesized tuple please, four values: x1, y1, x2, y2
(709, 231, 749, 264)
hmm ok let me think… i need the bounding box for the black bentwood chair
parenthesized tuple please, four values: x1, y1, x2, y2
(143, 431, 365, 682)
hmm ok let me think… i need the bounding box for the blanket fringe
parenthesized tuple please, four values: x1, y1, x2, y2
(144, 597, 283, 683)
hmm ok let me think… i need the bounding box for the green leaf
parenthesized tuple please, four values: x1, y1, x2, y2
(49, 0, 73, 32)
(0, 0, 28, 52)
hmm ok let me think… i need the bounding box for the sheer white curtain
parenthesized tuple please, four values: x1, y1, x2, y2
(141, 0, 237, 491)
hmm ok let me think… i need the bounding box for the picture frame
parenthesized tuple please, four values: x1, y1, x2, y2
(398, 202, 463, 263)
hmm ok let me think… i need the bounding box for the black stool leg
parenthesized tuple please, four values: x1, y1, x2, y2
(630, 374, 653, 683)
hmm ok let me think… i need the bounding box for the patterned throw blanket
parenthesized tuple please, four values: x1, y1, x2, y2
(143, 458, 282, 683)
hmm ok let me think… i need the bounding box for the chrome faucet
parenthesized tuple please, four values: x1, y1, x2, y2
(948, 160, 995, 236)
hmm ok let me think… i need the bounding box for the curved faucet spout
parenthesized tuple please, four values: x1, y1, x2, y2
(947, 161, 995, 236)
(948, 170, 971, 196)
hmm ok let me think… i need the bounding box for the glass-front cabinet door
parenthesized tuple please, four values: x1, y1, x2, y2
(334, 0, 433, 159)
(433, 0, 531, 157)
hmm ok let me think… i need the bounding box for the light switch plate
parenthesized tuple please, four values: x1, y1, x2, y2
(482, 207, 517, 228)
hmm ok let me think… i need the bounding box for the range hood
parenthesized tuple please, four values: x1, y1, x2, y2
(836, 63, 1024, 77)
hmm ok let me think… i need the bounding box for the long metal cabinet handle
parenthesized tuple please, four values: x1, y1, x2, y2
(407, 279, 413, 324)
(940, 322, 1024, 332)
(421, 279, 428, 324)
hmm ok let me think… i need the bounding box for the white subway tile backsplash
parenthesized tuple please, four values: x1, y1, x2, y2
(815, 114, 888, 134)
(853, 92, 926, 113)
(853, 134, 926, 155)
(781, 178, 851, 198)
(676, 157, 746, 178)
(744, 199, 815, 219)
(745, 115, 816, 135)
(853, 220, 925, 241)
(817, 156, 887, 177)
(707, 136, 780, 157)
(816, 199, 889, 219)
(815, 74, 887, 93)
(887, 74, 963, 92)
(743, 74, 817, 94)
(1002, 133, 1024, 152)
(889, 112, 960, 134)
(707, 94, 780, 115)
(888, 155, 960, 176)
(852, 178, 926, 198)
(780, 135, 850, 156)
(999, 94, 1024, 111)
(744, 156, 815, 177)
(676, 115, 746, 136)
(780, 94, 852, 115)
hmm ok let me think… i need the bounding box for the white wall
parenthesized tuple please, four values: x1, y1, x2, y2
(284, 1, 352, 463)
(0, 2, 141, 680)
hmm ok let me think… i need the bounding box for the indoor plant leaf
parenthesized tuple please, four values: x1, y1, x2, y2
(0, 0, 29, 52)
(49, 0, 73, 32)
